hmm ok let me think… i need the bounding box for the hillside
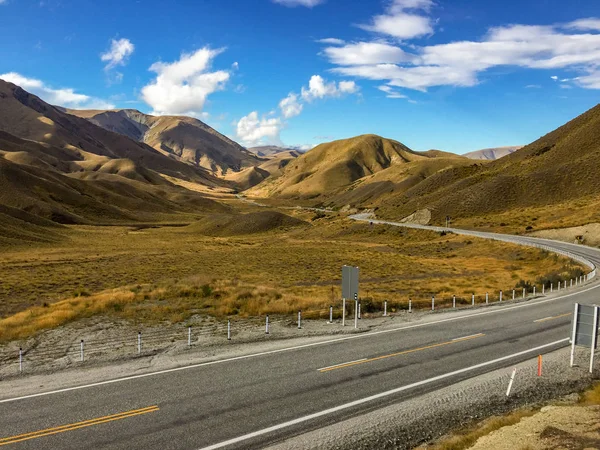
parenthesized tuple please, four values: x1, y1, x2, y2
(0, 80, 231, 240)
(67, 109, 261, 176)
(248, 145, 303, 157)
(376, 103, 600, 227)
(248, 134, 471, 206)
(463, 146, 522, 160)
(225, 150, 301, 190)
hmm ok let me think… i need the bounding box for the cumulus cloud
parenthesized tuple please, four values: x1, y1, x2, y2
(564, 18, 600, 31)
(279, 93, 303, 118)
(236, 112, 284, 146)
(141, 47, 230, 116)
(272, 0, 324, 7)
(0, 72, 114, 109)
(237, 74, 358, 146)
(301, 75, 358, 101)
(359, 0, 434, 40)
(323, 20, 600, 91)
(101, 38, 134, 70)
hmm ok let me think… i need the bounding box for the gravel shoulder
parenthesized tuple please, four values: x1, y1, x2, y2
(265, 347, 600, 450)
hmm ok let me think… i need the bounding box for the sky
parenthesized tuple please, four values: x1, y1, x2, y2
(0, 0, 599, 153)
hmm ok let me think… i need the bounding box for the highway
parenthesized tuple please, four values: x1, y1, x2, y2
(1, 220, 599, 449)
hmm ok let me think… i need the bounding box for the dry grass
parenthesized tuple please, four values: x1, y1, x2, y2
(418, 409, 537, 450)
(580, 382, 600, 405)
(0, 214, 583, 342)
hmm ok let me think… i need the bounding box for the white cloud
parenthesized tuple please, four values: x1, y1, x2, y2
(359, 0, 434, 40)
(0, 72, 115, 109)
(272, 0, 324, 7)
(101, 38, 134, 70)
(141, 47, 230, 116)
(317, 38, 346, 45)
(551, 75, 558, 80)
(301, 75, 359, 101)
(0, 0, 7, 5)
(279, 93, 303, 118)
(323, 41, 412, 65)
(232, 61, 239, 70)
(565, 18, 600, 31)
(525, 84, 541, 88)
(576, 71, 600, 89)
(378, 84, 407, 98)
(323, 21, 600, 91)
(236, 111, 283, 146)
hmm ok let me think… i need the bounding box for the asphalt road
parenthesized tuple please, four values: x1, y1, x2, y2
(1, 222, 599, 450)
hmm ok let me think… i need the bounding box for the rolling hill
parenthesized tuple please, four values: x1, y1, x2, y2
(225, 150, 301, 191)
(67, 108, 262, 176)
(0, 79, 231, 241)
(248, 134, 472, 206)
(375, 103, 600, 226)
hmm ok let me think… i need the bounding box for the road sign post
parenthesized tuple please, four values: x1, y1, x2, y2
(570, 303, 599, 373)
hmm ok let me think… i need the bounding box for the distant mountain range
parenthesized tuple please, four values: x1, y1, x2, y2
(463, 146, 522, 160)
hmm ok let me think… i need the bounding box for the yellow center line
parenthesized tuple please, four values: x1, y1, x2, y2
(318, 333, 485, 373)
(534, 313, 571, 323)
(0, 405, 159, 446)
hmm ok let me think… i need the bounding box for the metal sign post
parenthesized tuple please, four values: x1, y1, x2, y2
(342, 265, 359, 329)
(570, 303, 599, 373)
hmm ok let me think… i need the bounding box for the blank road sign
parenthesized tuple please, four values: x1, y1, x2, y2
(573, 304, 599, 348)
(342, 265, 359, 300)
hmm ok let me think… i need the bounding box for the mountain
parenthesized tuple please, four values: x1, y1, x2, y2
(463, 146, 522, 160)
(248, 134, 471, 204)
(67, 109, 261, 176)
(225, 150, 301, 191)
(376, 103, 600, 225)
(248, 146, 303, 157)
(0, 79, 230, 240)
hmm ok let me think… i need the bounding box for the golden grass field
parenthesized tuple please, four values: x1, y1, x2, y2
(0, 207, 584, 343)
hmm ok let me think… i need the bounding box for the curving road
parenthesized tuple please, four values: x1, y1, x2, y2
(0, 218, 599, 449)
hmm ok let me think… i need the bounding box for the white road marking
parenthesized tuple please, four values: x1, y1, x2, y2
(198, 338, 569, 450)
(452, 333, 485, 341)
(0, 285, 596, 405)
(317, 359, 367, 371)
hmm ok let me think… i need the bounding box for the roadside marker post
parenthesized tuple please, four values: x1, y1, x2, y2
(551, 283, 553, 293)
(591, 307, 598, 374)
(431, 296, 435, 311)
(453, 295, 456, 309)
(570, 303, 579, 367)
(472, 294, 475, 306)
(537, 355, 542, 377)
(500, 290, 503, 302)
(298, 311, 302, 329)
(227, 320, 231, 340)
(485, 292, 489, 304)
(19, 348, 22, 374)
(542, 284, 545, 295)
(80, 340, 84, 362)
(408, 299, 412, 313)
(342, 299, 346, 327)
(512, 289, 515, 300)
(266, 316, 270, 334)
(354, 296, 358, 329)
(571, 279, 573, 288)
(383, 300, 387, 317)
(358, 301, 361, 320)
(188, 326, 192, 347)
(138, 332, 142, 354)
(329, 306, 333, 323)
(522, 288, 526, 299)
(533, 286, 536, 296)
(506, 368, 517, 396)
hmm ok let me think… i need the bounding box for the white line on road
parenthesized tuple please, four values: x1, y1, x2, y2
(452, 333, 485, 341)
(198, 338, 569, 450)
(0, 285, 595, 405)
(317, 359, 367, 371)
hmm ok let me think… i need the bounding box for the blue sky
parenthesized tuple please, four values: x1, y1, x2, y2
(0, 0, 599, 153)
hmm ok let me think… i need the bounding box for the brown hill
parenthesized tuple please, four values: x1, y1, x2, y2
(248, 135, 471, 206)
(0, 80, 231, 237)
(377, 103, 600, 225)
(188, 211, 308, 236)
(248, 146, 303, 157)
(66, 109, 261, 176)
(225, 150, 301, 191)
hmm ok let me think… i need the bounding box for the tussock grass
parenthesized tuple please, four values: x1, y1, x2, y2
(580, 382, 600, 405)
(0, 217, 582, 342)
